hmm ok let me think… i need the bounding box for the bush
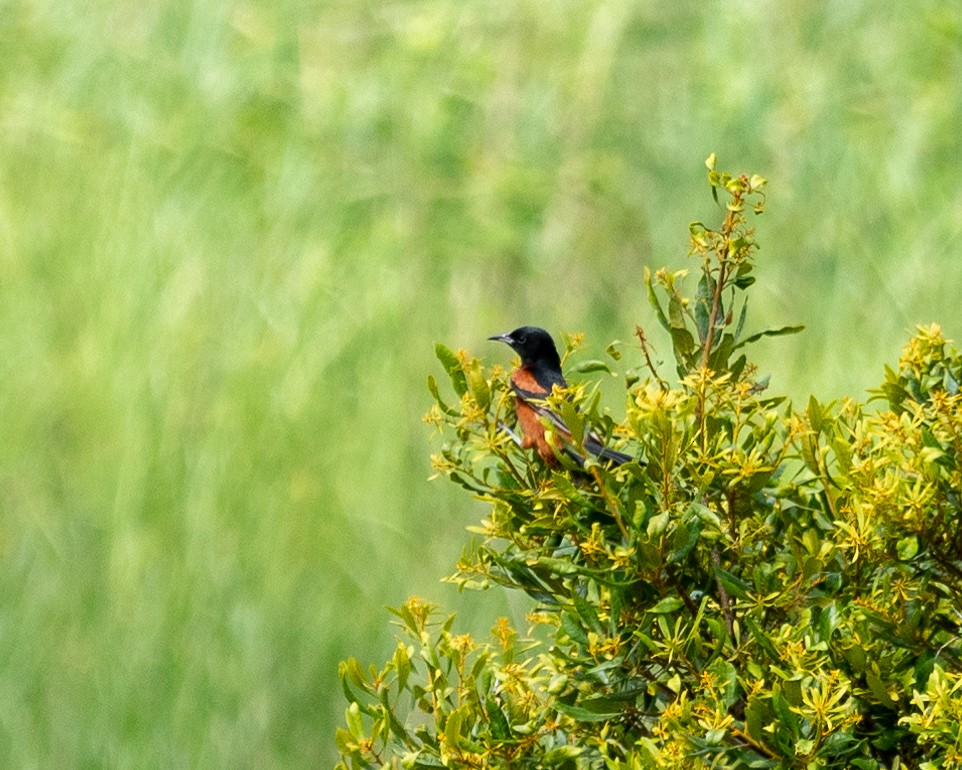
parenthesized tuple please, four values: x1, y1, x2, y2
(335, 157, 962, 770)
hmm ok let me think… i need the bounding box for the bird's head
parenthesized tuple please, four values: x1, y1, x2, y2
(488, 326, 561, 369)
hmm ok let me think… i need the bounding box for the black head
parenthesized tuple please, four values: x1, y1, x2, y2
(488, 326, 562, 370)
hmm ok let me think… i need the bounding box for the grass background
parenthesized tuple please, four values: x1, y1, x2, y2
(0, 1, 960, 766)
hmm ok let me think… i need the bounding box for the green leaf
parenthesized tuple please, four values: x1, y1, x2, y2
(897, 535, 919, 561)
(709, 659, 740, 708)
(713, 564, 751, 600)
(670, 327, 696, 363)
(647, 596, 684, 614)
(535, 556, 580, 576)
(807, 395, 823, 433)
(464, 358, 490, 410)
(771, 686, 800, 733)
(427, 375, 458, 416)
(449, 471, 488, 493)
(343, 657, 368, 689)
(339, 666, 364, 709)
(668, 294, 687, 330)
(744, 616, 780, 661)
(406, 754, 446, 769)
(782, 678, 803, 707)
(570, 359, 614, 375)
(865, 671, 894, 705)
(444, 705, 468, 750)
(745, 699, 768, 742)
(551, 471, 584, 502)
(435, 343, 467, 396)
(638, 737, 662, 762)
(695, 273, 716, 342)
(553, 701, 622, 722)
(647, 512, 670, 538)
(388, 603, 420, 635)
(559, 398, 584, 447)
(843, 644, 867, 672)
(729, 353, 747, 381)
(573, 593, 604, 635)
(667, 518, 701, 564)
(486, 697, 512, 741)
(547, 673, 568, 694)
(334, 727, 356, 755)
(561, 611, 589, 647)
(542, 745, 585, 761)
(732, 325, 805, 351)
(708, 332, 735, 372)
(705, 727, 726, 745)
(345, 701, 364, 738)
(645, 267, 671, 332)
(800, 434, 820, 474)
(816, 601, 839, 642)
(734, 300, 749, 341)
(393, 644, 412, 692)
(380, 687, 413, 744)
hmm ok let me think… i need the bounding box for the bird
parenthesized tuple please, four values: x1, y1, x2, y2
(488, 326, 633, 467)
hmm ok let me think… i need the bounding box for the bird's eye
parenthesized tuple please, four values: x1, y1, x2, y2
(517, 335, 527, 344)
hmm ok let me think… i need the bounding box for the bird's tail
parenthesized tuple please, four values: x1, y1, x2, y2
(582, 436, 635, 466)
(594, 446, 634, 466)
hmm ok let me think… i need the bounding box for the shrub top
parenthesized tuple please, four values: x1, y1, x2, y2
(337, 158, 962, 770)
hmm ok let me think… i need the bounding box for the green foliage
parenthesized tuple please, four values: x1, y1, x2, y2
(338, 160, 962, 769)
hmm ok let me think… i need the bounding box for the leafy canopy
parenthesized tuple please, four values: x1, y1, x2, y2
(336, 156, 962, 770)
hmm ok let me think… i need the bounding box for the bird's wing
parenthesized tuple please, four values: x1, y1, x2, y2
(509, 381, 573, 439)
(509, 369, 635, 467)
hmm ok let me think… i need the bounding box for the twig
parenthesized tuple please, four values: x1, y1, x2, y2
(497, 420, 523, 448)
(711, 546, 735, 641)
(635, 326, 669, 391)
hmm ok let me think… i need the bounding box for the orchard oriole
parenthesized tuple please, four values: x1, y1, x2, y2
(488, 326, 633, 467)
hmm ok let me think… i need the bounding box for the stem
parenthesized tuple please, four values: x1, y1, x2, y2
(666, 563, 702, 618)
(635, 325, 669, 391)
(492, 421, 527, 486)
(712, 546, 735, 641)
(727, 725, 780, 761)
(590, 466, 630, 542)
(699, 206, 738, 372)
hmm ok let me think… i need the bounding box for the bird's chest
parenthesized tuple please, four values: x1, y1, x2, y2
(510, 366, 548, 397)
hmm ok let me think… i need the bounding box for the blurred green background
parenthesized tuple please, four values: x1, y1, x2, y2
(0, 0, 960, 766)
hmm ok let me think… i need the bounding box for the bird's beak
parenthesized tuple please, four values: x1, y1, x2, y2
(488, 333, 512, 344)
